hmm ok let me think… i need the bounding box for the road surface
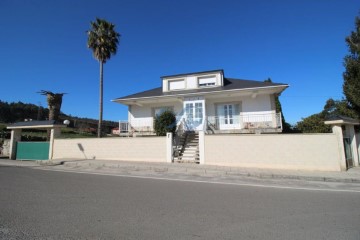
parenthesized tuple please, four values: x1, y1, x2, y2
(0, 166, 359, 239)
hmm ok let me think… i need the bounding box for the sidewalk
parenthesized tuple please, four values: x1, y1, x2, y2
(1, 158, 358, 184)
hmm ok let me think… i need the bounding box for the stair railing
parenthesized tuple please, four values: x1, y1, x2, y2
(172, 117, 186, 161)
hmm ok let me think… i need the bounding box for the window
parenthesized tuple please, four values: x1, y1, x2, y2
(185, 103, 194, 120)
(195, 102, 203, 120)
(168, 80, 185, 90)
(198, 76, 216, 87)
(224, 104, 233, 124)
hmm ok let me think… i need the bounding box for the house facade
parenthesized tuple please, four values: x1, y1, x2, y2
(113, 69, 288, 135)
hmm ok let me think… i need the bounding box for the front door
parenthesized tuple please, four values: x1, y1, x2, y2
(184, 98, 205, 131)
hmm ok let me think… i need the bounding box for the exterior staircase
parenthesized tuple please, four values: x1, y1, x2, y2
(175, 131, 199, 163)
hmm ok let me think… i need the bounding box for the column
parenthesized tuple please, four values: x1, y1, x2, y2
(49, 128, 61, 160)
(332, 125, 347, 171)
(347, 125, 359, 167)
(199, 130, 205, 164)
(9, 129, 22, 160)
(166, 132, 173, 163)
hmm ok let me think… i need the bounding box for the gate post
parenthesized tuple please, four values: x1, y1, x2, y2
(9, 129, 22, 160)
(166, 132, 173, 163)
(199, 130, 205, 164)
(331, 125, 347, 171)
(325, 116, 359, 170)
(347, 125, 359, 167)
(49, 127, 61, 160)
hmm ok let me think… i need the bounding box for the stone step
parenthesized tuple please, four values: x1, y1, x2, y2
(181, 153, 199, 157)
(183, 148, 198, 152)
(179, 157, 199, 162)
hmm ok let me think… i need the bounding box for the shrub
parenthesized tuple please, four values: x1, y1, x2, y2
(154, 110, 176, 136)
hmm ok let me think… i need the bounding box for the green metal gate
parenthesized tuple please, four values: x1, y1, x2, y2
(16, 142, 50, 160)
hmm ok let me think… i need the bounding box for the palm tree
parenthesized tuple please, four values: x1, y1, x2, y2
(38, 90, 65, 121)
(87, 18, 120, 138)
(38, 90, 66, 141)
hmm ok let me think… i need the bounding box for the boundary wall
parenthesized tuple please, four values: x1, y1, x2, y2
(204, 134, 342, 171)
(53, 137, 166, 162)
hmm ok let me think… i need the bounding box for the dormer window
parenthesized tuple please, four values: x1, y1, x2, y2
(168, 79, 185, 91)
(198, 76, 216, 87)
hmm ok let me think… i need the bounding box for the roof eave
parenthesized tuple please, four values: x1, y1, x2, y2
(7, 124, 66, 130)
(113, 84, 289, 104)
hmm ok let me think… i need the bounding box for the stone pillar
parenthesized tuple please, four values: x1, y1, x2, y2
(331, 125, 347, 171)
(166, 132, 173, 163)
(199, 130, 205, 165)
(347, 125, 359, 167)
(49, 128, 61, 160)
(9, 129, 22, 160)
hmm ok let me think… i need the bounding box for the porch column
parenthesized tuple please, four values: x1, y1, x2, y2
(9, 129, 22, 160)
(49, 128, 61, 160)
(331, 125, 347, 171)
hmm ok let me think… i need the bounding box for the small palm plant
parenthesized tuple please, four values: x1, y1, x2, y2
(87, 18, 120, 137)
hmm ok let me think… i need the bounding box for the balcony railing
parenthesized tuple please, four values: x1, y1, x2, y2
(119, 119, 154, 134)
(206, 113, 282, 131)
(118, 112, 282, 135)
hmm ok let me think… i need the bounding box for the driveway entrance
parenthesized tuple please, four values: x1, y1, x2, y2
(7, 120, 66, 160)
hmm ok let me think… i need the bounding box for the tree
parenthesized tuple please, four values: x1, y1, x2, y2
(87, 18, 120, 138)
(343, 15, 360, 115)
(295, 98, 357, 133)
(38, 90, 65, 121)
(154, 110, 176, 136)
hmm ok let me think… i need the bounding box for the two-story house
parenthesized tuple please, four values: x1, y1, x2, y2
(113, 69, 288, 135)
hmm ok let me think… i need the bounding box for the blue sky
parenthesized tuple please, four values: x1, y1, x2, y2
(0, 0, 359, 124)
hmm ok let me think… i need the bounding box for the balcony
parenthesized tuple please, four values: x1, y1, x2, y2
(206, 112, 282, 134)
(118, 119, 155, 136)
(118, 112, 282, 136)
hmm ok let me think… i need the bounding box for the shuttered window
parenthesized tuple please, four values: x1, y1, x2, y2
(168, 80, 185, 90)
(198, 76, 216, 87)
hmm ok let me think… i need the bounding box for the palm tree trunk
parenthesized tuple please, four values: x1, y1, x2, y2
(98, 61, 104, 138)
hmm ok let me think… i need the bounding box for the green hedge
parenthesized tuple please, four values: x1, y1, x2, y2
(154, 110, 176, 136)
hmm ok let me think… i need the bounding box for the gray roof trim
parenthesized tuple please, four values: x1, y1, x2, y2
(113, 78, 289, 102)
(7, 120, 66, 129)
(161, 69, 224, 79)
(324, 115, 360, 125)
(113, 84, 289, 103)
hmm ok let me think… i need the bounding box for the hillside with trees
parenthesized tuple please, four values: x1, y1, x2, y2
(0, 100, 118, 135)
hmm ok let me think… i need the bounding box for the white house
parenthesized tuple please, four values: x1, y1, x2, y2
(113, 69, 288, 135)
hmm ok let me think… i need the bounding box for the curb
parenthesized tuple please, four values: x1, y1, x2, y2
(36, 160, 360, 184)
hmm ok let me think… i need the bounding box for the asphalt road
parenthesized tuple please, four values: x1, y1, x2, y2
(0, 166, 359, 240)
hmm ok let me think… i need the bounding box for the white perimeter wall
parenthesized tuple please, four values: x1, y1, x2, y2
(204, 134, 342, 171)
(53, 137, 166, 162)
